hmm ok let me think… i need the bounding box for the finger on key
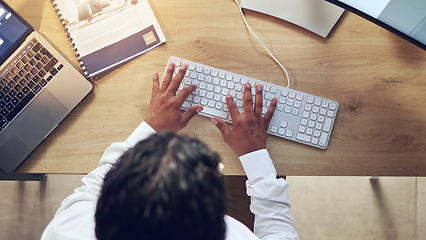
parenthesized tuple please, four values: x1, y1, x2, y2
(176, 84, 197, 106)
(211, 117, 231, 140)
(168, 63, 188, 94)
(263, 97, 278, 128)
(226, 95, 240, 120)
(160, 62, 175, 91)
(180, 105, 203, 127)
(254, 84, 263, 117)
(243, 82, 253, 113)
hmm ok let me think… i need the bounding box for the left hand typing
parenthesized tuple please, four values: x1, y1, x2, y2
(145, 62, 203, 132)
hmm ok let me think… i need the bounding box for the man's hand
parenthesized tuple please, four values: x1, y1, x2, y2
(145, 62, 202, 132)
(211, 83, 277, 156)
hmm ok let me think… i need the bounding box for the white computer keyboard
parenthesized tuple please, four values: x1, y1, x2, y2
(168, 56, 338, 149)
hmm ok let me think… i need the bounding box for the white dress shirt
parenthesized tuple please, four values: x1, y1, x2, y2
(41, 121, 299, 240)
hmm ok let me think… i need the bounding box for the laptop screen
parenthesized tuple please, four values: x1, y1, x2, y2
(0, 1, 33, 65)
(326, 0, 426, 50)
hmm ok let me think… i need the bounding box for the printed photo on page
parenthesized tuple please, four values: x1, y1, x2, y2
(53, 0, 166, 77)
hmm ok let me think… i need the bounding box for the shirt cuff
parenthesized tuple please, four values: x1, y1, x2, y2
(125, 121, 157, 147)
(239, 149, 277, 182)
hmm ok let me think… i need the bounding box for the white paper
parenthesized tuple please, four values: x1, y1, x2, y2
(56, 0, 165, 57)
(241, 0, 345, 38)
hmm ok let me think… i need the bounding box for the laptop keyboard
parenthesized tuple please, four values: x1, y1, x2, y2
(0, 38, 64, 131)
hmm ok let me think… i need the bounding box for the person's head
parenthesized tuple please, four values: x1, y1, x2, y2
(95, 132, 227, 240)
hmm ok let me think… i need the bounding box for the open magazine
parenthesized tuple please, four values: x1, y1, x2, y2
(51, 0, 166, 78)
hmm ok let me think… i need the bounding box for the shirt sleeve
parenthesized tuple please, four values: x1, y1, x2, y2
(239, 149, 299, 240)
(41, 121, 156, 240)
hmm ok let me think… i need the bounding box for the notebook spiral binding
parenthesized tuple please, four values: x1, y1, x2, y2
(51, 0, 89, 77)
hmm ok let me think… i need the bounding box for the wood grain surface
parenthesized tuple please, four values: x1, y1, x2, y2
(6, 0, 426, 176)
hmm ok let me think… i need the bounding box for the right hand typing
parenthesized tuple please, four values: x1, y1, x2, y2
(211, 82, 277, 157)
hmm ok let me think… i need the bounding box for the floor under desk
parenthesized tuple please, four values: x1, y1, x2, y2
(0, 174, 425, 239)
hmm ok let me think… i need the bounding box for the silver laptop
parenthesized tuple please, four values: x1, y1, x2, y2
(0, 1, 93, 175)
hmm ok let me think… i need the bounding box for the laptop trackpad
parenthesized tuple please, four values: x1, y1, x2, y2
(11, 90, 68, 150)
(0, 129, 32, 174)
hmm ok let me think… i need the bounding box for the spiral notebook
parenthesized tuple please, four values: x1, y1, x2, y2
(50, 0, 166, 78)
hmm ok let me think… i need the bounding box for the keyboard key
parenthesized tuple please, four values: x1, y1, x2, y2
(17, 92, 25, 100)
(0, 118, 8, 129)
(22, 86, 30, 94)
(11, 98, 19, 105)
(22, 55, 30, 64)
(30, 67, 38, 75)
(18, 70, 26, 77)
(7, 80, 15, 88)
(27, 50, 35, 58)
(11, 67, 19, 75)
(32, 42, 43, 53)
(6, 103, 14, 111)
(264, 92, 275, 100)
(196, 66, 203, 73)
(27, 81, 36, 89)
(25, 73, 32, 80)
(40, 48, 53, 58)
(43, 57, 58, 72)
(40, 79, 47, 87)
(297, 133, 311, 143)
(319, 132, 329, 147)
(3, 87, 10, 94)
(263, 85, 270, 92)
(41, 56, 49, 65)
(201, 106, 228, 119)
(323, 118, 332, 132)
(50, 68, 58, 76)
(29, 59, 37, 66)
(16, 61, 24, 69)
(0, 78, 7, 87)
(5, 91, 35, 121)
(34, 53, 42, 61)
(3, 95, 12, 103)
(38, 70, 46, 78)
(33, 84, 42, 94)
(1, 109, 9, 117)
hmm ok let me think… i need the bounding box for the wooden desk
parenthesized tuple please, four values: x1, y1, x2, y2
(7, 0, 426, 176)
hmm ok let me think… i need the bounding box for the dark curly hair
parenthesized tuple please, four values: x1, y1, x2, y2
(95, 132, 227, 240)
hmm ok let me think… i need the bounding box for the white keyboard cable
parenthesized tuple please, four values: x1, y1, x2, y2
(232, 0, 291, 89)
